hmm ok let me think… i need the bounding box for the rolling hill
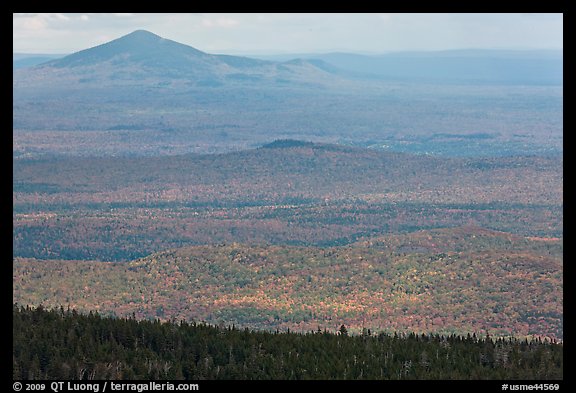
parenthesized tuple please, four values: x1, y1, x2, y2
(13, 142, 563, 260)
(13, 141, 563, 206)
(13, 226, 563, 339)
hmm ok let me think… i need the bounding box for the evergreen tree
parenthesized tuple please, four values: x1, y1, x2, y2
(12, 304, 563, 380)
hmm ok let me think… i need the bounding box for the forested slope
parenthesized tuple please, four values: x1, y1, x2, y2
(13, 227, 563, 339)
(13, 143, 563, 261)
(13, 305, 562, 380)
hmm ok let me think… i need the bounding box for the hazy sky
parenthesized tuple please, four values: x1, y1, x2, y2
(13, 13, 563, 55)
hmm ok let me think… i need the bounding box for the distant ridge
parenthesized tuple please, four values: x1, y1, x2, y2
(260, 139, 315, 149)
(13, 53, 65, 69)
(258, 140, 371, 155)
(254, 49, 563, 85)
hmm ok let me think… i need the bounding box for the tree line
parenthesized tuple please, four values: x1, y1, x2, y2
(13, 304, 562, 380)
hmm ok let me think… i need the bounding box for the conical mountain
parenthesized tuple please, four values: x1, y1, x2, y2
(48, 30, 211, 69)
(14, 30, 337, 86)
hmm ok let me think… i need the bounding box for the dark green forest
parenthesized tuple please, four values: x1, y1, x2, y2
(13, 305, 562, 380)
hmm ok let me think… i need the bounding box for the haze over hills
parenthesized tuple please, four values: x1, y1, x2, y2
(12, 29, 563, 91)
(12, 53, 65, 69)
(14, 38, 563, 85)
(13, 29, 338, 87)
(13, 30, 563, 157)
(255, 49, 563, 85)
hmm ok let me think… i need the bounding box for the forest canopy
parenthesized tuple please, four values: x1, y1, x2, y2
(13, 304, 563, 380)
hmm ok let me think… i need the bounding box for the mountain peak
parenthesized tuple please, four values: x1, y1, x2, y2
(126, 29, 160, 38)
(115, 30, 172, 46)
(46, 29, 207, 69)
(17, 30, 339, 86)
